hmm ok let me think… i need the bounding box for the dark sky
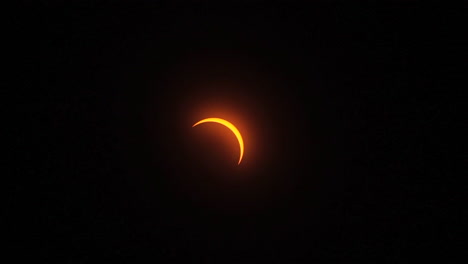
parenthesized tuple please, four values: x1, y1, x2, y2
(11, 1, 462, 262)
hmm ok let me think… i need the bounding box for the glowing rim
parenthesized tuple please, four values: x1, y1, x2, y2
(192, 117, 244, 165)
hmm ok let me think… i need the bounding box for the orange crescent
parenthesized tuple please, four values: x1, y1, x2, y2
(192, 118, 244, 165)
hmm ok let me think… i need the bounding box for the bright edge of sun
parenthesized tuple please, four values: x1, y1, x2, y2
(192, 117, 244, 165)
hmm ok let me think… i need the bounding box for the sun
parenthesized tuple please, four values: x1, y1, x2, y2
(192, 117, 244, 165)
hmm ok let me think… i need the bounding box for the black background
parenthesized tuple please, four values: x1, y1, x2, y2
(11, 1, 463, 262)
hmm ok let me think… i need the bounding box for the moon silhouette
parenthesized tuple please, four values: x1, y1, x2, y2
(192, 118, 244, 165)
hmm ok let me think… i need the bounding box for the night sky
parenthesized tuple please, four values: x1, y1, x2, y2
(11, 1, 462, 262)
